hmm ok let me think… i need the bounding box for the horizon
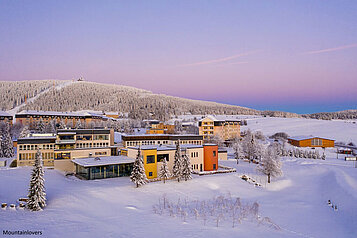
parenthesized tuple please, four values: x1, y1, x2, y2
(1, 1, 356, 114)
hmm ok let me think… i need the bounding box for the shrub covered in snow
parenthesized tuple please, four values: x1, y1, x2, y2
(153, 194, 280, 230)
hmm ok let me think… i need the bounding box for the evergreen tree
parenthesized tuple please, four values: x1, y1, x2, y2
(181, 154, 192, 181)
(158, 158, 171, 183)
(19, 126, 30, 138)
(74, 120, 83, 129)
(44, 120, 56, 133)
(257, 148, 283, 183)
(36, 119, 45, 133)
(2, 123, 14, 158)
(27, 149, 46, 211)
(130, 147, 148, 187)
(58, 119, 66, 129)
(172, 141, 183, 182)
(0, 135, 3, 158)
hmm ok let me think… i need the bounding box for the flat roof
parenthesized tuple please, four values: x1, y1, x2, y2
(72, 156, 135, 168)
(57, 129, 111, 134)
(0, 111, 12, 117)
(288, 136, 335, 141)
(58, 132, 76, 135)
(128, 144, 203, 151)
(17, 136, 57, 144)
(122, 134, 203, 141)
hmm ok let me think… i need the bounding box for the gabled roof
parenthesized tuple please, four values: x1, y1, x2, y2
(288, 136, 335, 141)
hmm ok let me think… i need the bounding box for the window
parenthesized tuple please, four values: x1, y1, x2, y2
(157, 154, 169, 162)
(311, 138, 322, 146)
(213, 151, 216, 157)
(149, 172, 153, 177)
(147, 155, 155, 164)
(213, 164, 216, 170)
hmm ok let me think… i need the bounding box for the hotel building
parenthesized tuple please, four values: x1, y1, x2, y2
(198, 116, 241, 141)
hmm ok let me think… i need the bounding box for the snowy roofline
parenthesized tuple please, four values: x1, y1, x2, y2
(199, 115, 241, 122)
(72, 156, 135, 167)
(288, 136, 335, 141)
(16, 110, 93, 117)
(18, 136, 57, 140)
(0, 111, 12, 117)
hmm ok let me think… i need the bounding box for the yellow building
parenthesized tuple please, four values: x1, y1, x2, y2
(126, 144, 205, 179)
(199, 116, 241, 141)
(17, 129, 115, 169)
(146, 123, 175, 134)
(17, 134, 56, 167)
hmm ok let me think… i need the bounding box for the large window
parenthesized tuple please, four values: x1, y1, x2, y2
(93, 135, 109, 140)
(157, 154, 169, 162)
(146, 155, 155, 164)
(311, 138, 322, 146)
(77, 135, 92, 141)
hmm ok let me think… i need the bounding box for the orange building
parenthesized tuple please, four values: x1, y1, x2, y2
(203, 144, 218, 171)
(146, 123, 175, 134)
(288, 136, 335, 148)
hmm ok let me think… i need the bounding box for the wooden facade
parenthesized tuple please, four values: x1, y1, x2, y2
(288, 136, 335, 148)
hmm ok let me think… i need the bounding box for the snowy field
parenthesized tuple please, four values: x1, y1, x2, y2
(1, 117, 357, 238)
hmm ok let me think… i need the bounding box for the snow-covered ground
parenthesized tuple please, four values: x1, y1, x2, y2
(245, 116, 357, 144)
(1, 117, 357, 238)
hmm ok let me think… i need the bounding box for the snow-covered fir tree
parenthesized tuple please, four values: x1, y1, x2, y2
(36, 119, 46, 133)
(130, 147, 148, 187)
(19, 125, 30, 138)
(0, 135, 3, 158)
(44, 120, 56, 133)
(158, 158, 171, 183)
(257, 148, 283, 183)
(58, 119, 66, 129)
(233, 138, 243, 164)
(27, 149, 46, 211)
(74, 120, 83, 129)
(242, 130, 262, 163)
(181, 154, 192, 181)
(172, 141, 183, 182)
(2, 123, 14, 158)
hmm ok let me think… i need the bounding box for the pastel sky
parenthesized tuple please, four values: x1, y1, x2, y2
(0, 0, 356, 114)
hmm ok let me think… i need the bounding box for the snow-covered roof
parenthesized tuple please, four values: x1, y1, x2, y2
(0, 111, 12, 117)
(16, 110, 91, 117)
(288, 136, 335, 141)
(128, 145, 176, 151)
(58, 131, 76, 135)
(199, 115, 241, 122)
(18, 136, 57, 140)
(72, 156, 135, 167)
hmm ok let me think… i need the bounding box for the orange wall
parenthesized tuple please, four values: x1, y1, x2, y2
(289, 138, 334, 147)
(203, 145, 218, 171)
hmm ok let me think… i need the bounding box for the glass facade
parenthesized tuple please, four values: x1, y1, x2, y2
(75, 163, 133, 180)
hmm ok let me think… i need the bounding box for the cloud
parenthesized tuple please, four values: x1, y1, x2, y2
(302, 43, 357, 55)
(178, 50, 260, 67)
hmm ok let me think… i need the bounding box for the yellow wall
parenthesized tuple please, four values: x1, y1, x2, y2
(199, 117, 240, 141)
(141, 149, 157, 179)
